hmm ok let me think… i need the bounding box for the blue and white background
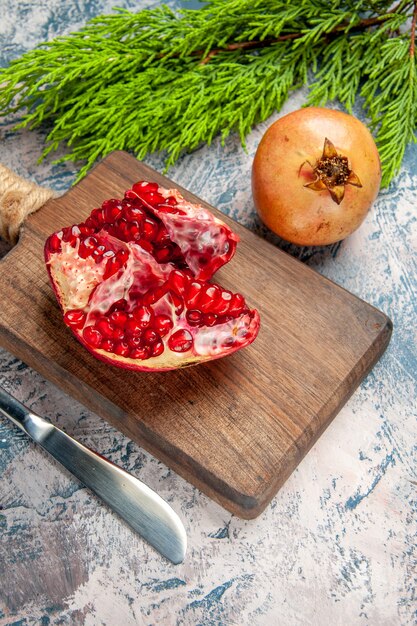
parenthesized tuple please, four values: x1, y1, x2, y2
(0, 1, 416, 624)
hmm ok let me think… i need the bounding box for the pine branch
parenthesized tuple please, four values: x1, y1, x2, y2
(0, 0, 416, 185)
(362, 34, 417, 186)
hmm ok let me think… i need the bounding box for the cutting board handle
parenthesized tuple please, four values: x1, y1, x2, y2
(0, 164, 56, 245)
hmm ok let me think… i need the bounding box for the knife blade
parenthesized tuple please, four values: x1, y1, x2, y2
(0, 386, 187, 564)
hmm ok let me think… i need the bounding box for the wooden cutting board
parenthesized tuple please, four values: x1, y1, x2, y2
(0, 151, 392, 519)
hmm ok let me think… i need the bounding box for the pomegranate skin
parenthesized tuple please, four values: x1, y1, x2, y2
(252, 107, 381, 246)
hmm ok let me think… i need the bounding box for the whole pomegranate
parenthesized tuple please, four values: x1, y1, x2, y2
(45, 181, 260, 371)
(252, 107, 381, 246)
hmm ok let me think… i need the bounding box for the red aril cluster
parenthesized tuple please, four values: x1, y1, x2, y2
(62, 269, 251, 361)
(45, 181, 260, 371)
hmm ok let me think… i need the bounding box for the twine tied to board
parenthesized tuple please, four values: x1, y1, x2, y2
(0, 164, 57, 245)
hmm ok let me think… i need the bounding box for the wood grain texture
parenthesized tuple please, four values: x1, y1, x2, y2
(0, 151, 392, 518)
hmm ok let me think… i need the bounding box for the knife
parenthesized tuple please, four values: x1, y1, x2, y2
(0, 386, 187, 564)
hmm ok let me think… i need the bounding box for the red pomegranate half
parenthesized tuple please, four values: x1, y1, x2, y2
(45, 181, 260, 371)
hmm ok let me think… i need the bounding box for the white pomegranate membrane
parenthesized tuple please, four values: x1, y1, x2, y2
(45, 181, 260, 371)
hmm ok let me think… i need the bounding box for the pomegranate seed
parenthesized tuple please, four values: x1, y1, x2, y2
(125, 316, 144, 336)
(143, 329, 160, 344)
(61, 227, 71, 242)
(48, 233, 62, 253)
(106, 224, 118, 238)
(153, 315, 173, 337)
(168, 329, 193, 353)
(212, 290, 233, 315)
(102, 199, 122, 223)
(127, 335, 143, 348)
(132, 305, 153, 328)
(103, 256, 121, 279)
(132, 181, 159, 193)
(78, 243, 90, 259)
(142, 217, 158, 240)
(169, 291, 184, 315)
(186, 310, 203, 326)
(164, 195, 178, 206)
(64, 309, 86, 328)
(123, 204, 145, 221)
(151, 340, 164, 357)
(186, 281, 204, 308)
(78, 224, 93, 236)
(154, 245, 174, 263)
(85, 217, 96, 229)
(108, 299, 128, 313)
(140, 292, 154, 306)
(96, 318, 115, 338)
(114, 341, 130, 357)
(79, 236, 99, 260)
(228, 293, 246, 317)
(112, 327, 125, 341)
(168, 270, 189, 295)
(154, 227, 171, 245)
(103, 250, 115, 258)
(203, 313, 218, 327)
(83, 326, 102, 348)
(116, 218, 130, 241)
(129, 346, 151, 360)
(61, 227, 76, 246)
(103, 257, 121, 280)
(109, 311, 128, 327)
(136, 238, 153, 253)
(92, 245, 106, 262)
(84, 236, 98, 250)
(101, 339, 115, 352)
(199, 284, 222, 313)
(90, 207, 105, 225)
(129, 222, 141, 240)
(142, 191, 165, 206)
(142, 284, 168, 305)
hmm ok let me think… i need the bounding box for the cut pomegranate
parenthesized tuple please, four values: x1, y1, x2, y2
(45, 181, 260, 371)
